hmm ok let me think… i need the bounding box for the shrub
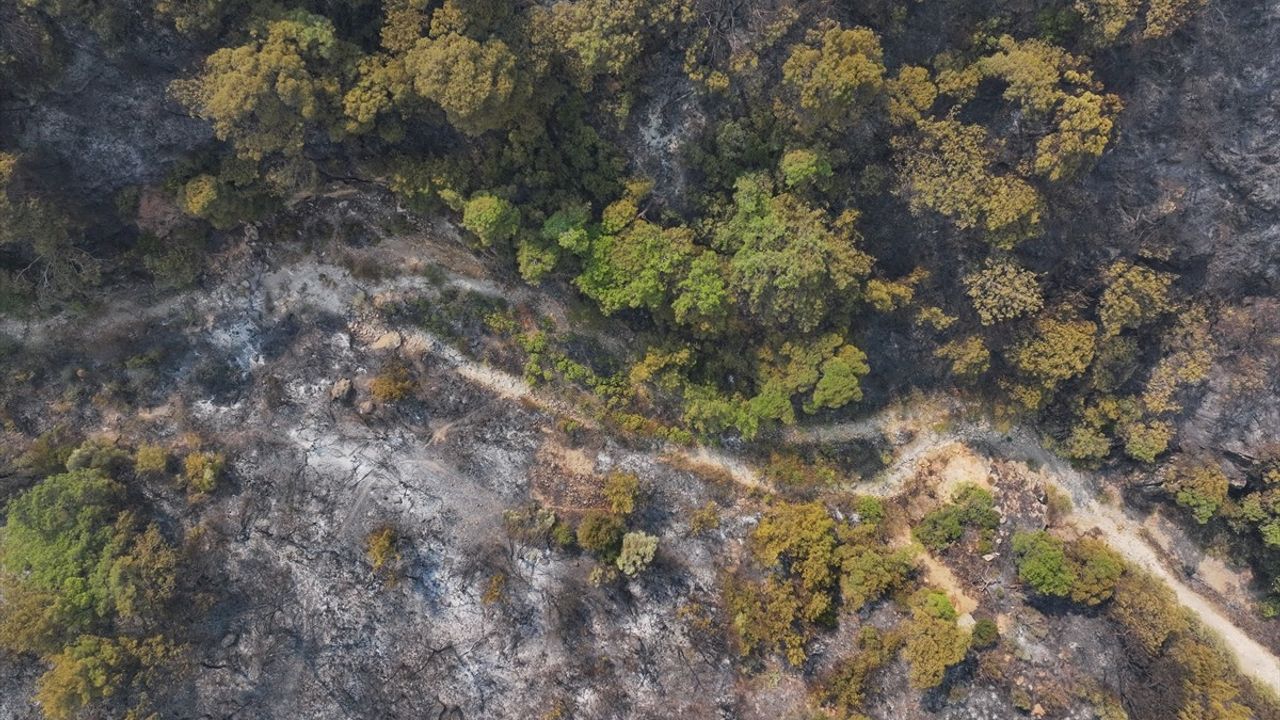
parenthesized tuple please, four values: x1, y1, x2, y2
(1012, 531, 1076, 597)
(913, 484, 1000, 551)
(366, 526, 400, 575)
(688, 502, 720, 534)
(603, 471, 640, 516)
(182, 451, 224, 495)
(971, 617, 999, 648)
(576, 511, 624, 561)
(615, 532, 658, 576)
(133, 444, 169, 476)
(370, 364, 416, 403)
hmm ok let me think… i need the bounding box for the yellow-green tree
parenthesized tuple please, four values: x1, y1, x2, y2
(781, 23, 886, 134)
(171, 9, 349, 161)
(964, 258, 1043, 325)
(404, 32, 527, 136)
(1098, 260, 1175, 337)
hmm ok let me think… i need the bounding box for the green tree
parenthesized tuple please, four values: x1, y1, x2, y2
(716, 173, 872, 332)
(0, 469, 126, 654)
(1012, 531, 1076, 597)
(615, 531, 657, 576)
(577, 217, 695, 316)
(171, 9, 348, 161)
(964, 258, 1043, 325)
(781, 24, 886, 134)
(1098, 260, 1175, 337)
(461, 193, 520, 247)
(902, 589, 971, 688)
(778, 148, 832, 188)
(404, 32, 527, 135)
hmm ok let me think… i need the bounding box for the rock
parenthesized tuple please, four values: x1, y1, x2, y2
(329, 378, 354, 403)
(357, 400, 376, 415)
(372, 331, 403, 350)
(1032, 703, 1046, 718)
(982, 552, 1000, 562)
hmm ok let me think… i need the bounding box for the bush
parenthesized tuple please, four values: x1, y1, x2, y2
(603, 471, 640, 516)
(370, 364, 416, 403)
(1012, 531, 1076, 597)
(971, 617, 999, 648)
(182, 451, 224, 495)
(133, 444, 169, 476)
(366, 526, 400, 575)
(576, 511, 624, 561)
(615, 531, 658, 576)
(913, 484, 1000, 551)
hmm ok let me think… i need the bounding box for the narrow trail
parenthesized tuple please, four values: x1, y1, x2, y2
(399, 332, 1280, 690)
(9, 245, 1278, 694)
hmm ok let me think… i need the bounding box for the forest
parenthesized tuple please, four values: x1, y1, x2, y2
(2, 0, 1280, 718)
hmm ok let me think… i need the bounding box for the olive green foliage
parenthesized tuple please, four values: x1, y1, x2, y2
(181, 451, 224, 495)
(1098, 260, 1175, 337)
(781, 23, 885, 134)
(913, 484, 1000, 551)
(370, 364, 417, 402)
(1068, 537, 1124, 605)
(365, 526, 400, 574)
(971, 617, 999, 648)
(602, 471, 640, 516)
(0, 468, 180, 720)
(751, 502, 839, 622)
(964, 259, 1043, 325)
(934, 335, 991, 378)
(170, 9, 349, 162)
(461, 194, 520, 247)
(901, 589, 970, 688)
(1109, 567, 1188, 654)
(404, 32, 526, 135)
(1012, 531, 1076, 597)
(615, 531, 657, 576)
(1012, 316, 1098, 390)
(816, 626, 902, 716)
(133, 444, 169, 476)
(729, 501, 912, 664)
(897, 118, 1043, 247)
(1163, 455, 1229, 524)
(576, 511, 624, 561)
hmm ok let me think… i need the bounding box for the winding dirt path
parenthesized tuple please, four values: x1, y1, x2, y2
(400, 330, 1280, 691)
(9, 244, 1278, 694)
